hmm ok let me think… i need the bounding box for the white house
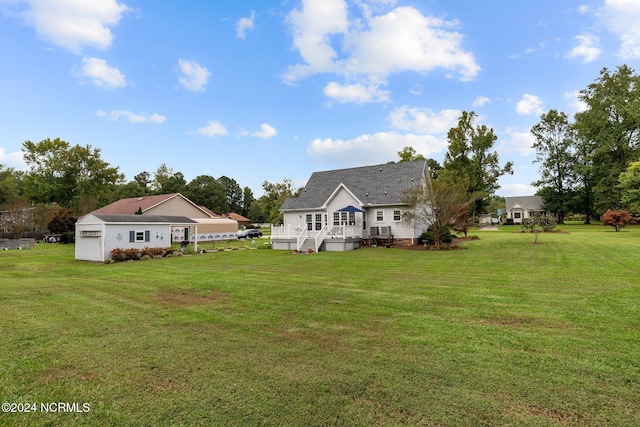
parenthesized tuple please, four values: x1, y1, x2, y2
(75, 214, 197, 262)
(504, 196, 546, 224)
(271, 160, 428, 252)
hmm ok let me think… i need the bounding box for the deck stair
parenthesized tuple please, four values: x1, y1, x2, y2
(299, 238, 324, 252)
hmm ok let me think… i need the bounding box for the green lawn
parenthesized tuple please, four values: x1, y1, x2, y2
(1, 225, 639, 426)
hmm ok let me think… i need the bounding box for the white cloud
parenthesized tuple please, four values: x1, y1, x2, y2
(473, 96, 491, 108)
(564, 91, 588, 113)
(323, 81, 391, 103)
(566, 34, 601, 63)
(306, 131, 447, 166)
(342, 7, 480, 80)
(76, 57, 126, 89)
(97, 110, 166, 124)
(598, 0, 640, 59)
(499, 183, 538, 197)
(198, 121, 228, 137)
(3, 0, 130, 53)
(236, 10, 255, 39)
(0, 147, 26, 169)
(408, 84, 422, 96)
(178, 59, 211, 92)
(252, 123, 277, 139)
(284, 2, 480, 100)
(516, 94, 544, 116)
(499, 127, 535, 156)
(388, 107, 460, 134)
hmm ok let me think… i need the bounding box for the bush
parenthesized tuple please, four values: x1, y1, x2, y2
(419, 227, 452, 245)
(141, 247, 165, 257)
(59, 231, 75, 244)
(111, 248, 126, 262)
(124, 248, 140, 261)
(141, 255, 151, 261)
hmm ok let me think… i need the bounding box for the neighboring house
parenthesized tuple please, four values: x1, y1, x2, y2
(226, 212, 252, 228)
(75, 214, 197, 262)
(92, 193, 213, 218)
(504, 196, 547, 224)
(89, 193, 238, 243)
(272, 160, 428, 252)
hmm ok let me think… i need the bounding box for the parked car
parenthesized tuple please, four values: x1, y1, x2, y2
(237, 229, 263, 239)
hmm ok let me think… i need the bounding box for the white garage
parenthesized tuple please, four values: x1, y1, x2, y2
(75, 214, 197, 262)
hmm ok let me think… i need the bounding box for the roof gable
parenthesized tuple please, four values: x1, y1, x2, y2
(92, 193, 214, 218)
(505, 196, 544, 211)
(281, 160, 426, 211)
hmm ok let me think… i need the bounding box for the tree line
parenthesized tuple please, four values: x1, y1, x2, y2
(0, 138, 296, 237)
(3, 64, 639, 238)
(530, 64, 640, 223)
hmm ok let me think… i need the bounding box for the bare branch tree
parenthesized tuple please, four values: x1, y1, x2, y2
(403, 173, 475, 248)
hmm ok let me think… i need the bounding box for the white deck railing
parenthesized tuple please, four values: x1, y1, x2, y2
(272, 224, 363, 251)
(296, 226, 307, 251)
(271, 225, 305, 239)
(325, 225, 362, 239)
(314, 226, 326, 252)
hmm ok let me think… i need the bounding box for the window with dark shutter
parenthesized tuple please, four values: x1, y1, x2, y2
(145, 230, 150, 242)
(129, 230, 135, 242)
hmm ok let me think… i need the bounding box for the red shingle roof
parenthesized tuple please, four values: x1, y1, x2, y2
(92, 193, 180, 215)
(226, 212, 251, 222)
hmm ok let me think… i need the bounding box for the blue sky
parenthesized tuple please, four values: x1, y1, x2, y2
(1, 0, 640, 197)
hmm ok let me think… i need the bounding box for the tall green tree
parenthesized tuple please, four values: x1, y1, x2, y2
(152, 164, 186, 195)
(397, 146, 441, 179)
(242, 186, 255, 218)
(571, 129, 597, 223)
(443, 111, 513, 220)
(397, 146, 426, 162)
(22, 138, 123, 214)
(133, 171, 152, 194)
(251, 179, 297, 224)
(618, 160, 640, 214)
(0, 164, 23, 205)
(574, 65, 640, 213)
(530, 109, 576, 223)
(183, 175, 226, 213)
(218, 176, 243, 214)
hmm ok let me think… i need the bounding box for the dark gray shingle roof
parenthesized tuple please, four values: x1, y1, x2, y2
(505, 196, 544, 211)
(281, 160, 426, 211)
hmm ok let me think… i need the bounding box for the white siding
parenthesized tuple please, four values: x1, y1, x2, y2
(75, 219, 105, 262)
(364, 206, 418, 239)
(102, 223, 170, 260)
(75, 216, 172, 262)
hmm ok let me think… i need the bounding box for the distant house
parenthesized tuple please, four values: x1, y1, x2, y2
(88, 193, 238, 244)
(75, 214, 197, 262)
(504, 196, 548, 224)
(271, 160, 428, 252)
(92, 193, 214, 218)
(226, 212, 252, 228)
